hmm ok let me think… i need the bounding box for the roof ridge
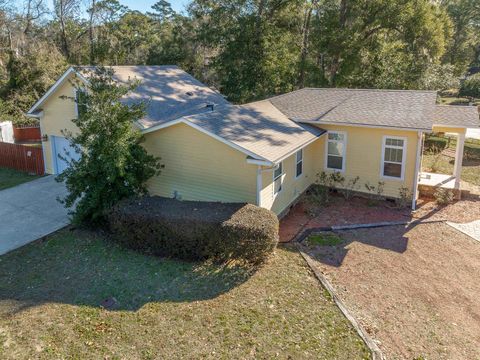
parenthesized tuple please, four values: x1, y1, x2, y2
(301, 87, 438, 94)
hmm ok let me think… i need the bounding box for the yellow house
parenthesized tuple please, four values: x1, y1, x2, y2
(27, 66, 479, 216)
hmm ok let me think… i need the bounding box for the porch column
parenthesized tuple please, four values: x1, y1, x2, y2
(453, 132, 465, 190)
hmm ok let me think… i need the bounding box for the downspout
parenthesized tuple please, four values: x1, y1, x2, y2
(411, 131, 423, 210)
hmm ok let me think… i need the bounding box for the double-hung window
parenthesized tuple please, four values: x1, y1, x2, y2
(295, 149, 303, 178)
(326, 131, 346, 171)
(273, 162, 283, 195)
(382, 136, 407, 180)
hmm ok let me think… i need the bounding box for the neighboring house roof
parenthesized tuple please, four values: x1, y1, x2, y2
(433, 105, 479, 128)
(268, 88, 439, 131)
(170, 100, 325, 163)
(28, 65, 229, 129)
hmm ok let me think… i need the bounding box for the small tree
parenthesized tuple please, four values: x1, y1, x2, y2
(459, 74, 480, 99)
(57, 67, 162, 225)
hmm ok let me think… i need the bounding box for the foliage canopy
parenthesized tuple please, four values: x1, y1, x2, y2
(56, 67, 162, 225)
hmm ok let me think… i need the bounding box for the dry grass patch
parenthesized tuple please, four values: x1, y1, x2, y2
(422, 154, 480, 186)
(0, 229, 369, 359)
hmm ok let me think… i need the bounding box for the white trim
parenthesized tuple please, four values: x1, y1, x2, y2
(26, 111, 44, 119)
(325, 130, 347, 172)
(27, 67, 89, 114)
(380, 135, 407, 181)
(36, 112, 48, 174)
(297, 119, 428, 132)
(294, 149, 303, 179)
(273, 161, 283, 196)
(256, 166, 262, 207)
(247, 158, 274, 166)
(411, 131, 423, 210)
(453, 132, 465, 190)
(51, 135, 59, 175)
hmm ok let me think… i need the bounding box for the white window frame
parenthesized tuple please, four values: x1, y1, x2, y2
(381, 135, 407, 181)
(295, 149, 303, 179)
(325, 131, 347, 172)
(273, 161, 283, 196)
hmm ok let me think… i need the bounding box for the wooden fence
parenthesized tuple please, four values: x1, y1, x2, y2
(0, 142, 44, 175)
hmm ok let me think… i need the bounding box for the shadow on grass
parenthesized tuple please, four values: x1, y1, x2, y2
(300, 227, 409, 267)
(0, 229, 255, 314)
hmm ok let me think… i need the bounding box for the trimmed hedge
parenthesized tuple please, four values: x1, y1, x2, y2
(108, 197, 279, 265)
(424, 135, 480, 160)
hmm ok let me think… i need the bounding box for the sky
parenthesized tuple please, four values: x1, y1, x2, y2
(13, 0, 191, 14)
(119, 0, 190, 13)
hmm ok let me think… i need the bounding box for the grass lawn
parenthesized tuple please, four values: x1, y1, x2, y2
(422, 153, 480, 186)
(439, 96, 480, 106)
(0, 168, 41, 191)
(306, 233, 343, 247)
(0, 230, 369, 359)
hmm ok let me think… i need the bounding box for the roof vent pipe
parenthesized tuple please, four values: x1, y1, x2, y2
(206, 104, 215, 111)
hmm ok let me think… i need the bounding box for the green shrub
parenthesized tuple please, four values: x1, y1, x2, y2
(459, 74, 480, 99)
(434, 188, 455, 205)
(424, 137, 448, 153)
(108, 197, 279, 265)
(396, 186, 412, 208)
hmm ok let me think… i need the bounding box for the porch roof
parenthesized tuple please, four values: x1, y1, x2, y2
(433, 105, 479, 129)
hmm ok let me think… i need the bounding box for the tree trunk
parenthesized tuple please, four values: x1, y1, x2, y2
(89, 0, 96, 65)
(298, 2, 314, 88)
(329, 0, 348, 85)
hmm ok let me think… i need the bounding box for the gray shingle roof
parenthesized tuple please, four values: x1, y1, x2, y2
(269, 88, 438, 130)
(182, 100, 325, 163)
(80, 65, 229, 129)
(433, 105, 479, 128)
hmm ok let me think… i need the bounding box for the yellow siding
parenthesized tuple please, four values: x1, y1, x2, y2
(143, 123, 257, 204)
(260, 139, 323, 215)
(40, 75, 79, 174)
(317, 125, 419, 198)
(38, 72, 421, 213)
(260, 125, 420, 215)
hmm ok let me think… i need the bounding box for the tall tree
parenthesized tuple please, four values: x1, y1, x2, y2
(53, 0, 80, 59)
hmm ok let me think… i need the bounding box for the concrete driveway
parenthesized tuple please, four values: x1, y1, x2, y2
(0, 176, 69, 255)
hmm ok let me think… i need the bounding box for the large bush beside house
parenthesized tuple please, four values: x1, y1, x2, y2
(108, 197, 279, 265)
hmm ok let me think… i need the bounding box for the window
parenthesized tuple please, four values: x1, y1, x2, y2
(382, 137, 406, 179)
(295, 149, 303, 178)
(75, 88, 88, 118)
(326, 131, 346, 171)
(273, 162, 283, 195)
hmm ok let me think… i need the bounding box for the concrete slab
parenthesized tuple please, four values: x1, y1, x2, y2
(0, 176, 69, 255)
(447, 220, 480, 242)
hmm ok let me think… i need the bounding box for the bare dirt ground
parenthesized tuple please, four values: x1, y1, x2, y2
(414, 191, 480, 223)
(303, 222, 480, 359)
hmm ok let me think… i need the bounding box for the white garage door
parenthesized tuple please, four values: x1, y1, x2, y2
(52, 136, 81, 174)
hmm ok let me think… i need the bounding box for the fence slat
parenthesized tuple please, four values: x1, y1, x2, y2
(0, 142, 44, 175)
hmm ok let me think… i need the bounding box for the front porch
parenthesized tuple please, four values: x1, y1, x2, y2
(417, 127, 466, 199)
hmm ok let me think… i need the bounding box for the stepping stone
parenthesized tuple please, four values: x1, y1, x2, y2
(446, 220, 480, 242)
